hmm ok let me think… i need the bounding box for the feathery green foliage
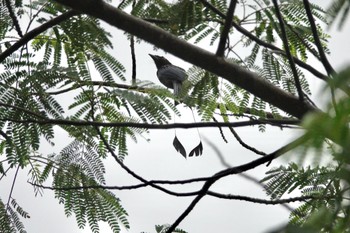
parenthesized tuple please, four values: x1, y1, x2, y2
(0, 0, 349, 232)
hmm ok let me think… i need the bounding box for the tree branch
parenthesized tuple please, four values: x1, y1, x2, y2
(216, 0, 237, 56)
(0, 117, 300, 130)
(52, 0, 317, 119)
(272, 0, 304, 101)
(197, 0, 329, 82)
(0, 10, 78, 62)
(302, 0, 335, 76)
(166, 134, 308, 232)
(4, 0, 23, 37)
(207, 191, 334, 204)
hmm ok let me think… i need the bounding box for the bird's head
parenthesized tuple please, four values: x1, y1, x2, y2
(149, 54, 172, 69)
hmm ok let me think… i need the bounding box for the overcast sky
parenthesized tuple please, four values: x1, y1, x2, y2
(1, 1, 350, 233)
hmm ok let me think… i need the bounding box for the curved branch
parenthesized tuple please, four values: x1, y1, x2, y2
(0, 10, 78, 62)
(52, 0, 317, 119)
(166, 134, 308, 232)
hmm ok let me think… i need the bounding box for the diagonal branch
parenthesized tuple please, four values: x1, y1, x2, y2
(52, 0, 317, 119)
(166, 134, 308, 232)
(4, 0, 23, 37)
(216, 0, 237, 56)
(197, 0, 329, 82)
(0, 10, 78, 62)
(302, 0, 335, 76)
(272, 0, 304, 101)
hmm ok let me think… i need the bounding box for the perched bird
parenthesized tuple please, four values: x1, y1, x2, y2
(149, 54, 203, 158)
(149, 54, 187, 101)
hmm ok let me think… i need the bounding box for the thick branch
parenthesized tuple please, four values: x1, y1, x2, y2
(52, 0, 317, 119)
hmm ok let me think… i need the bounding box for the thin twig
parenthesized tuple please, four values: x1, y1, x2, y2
(130, 35, 137, 85)
(207, 191, 334, 204)
(228, 126, 267, 156)
(272, 0, 304, 101)
(302, 0, 335, 76)
(216, 0, 237, 56)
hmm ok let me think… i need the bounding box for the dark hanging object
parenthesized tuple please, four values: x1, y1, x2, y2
(188, 141, 203, 157)
(173, 135, 187, 158)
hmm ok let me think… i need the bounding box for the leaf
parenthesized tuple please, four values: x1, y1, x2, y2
(188, 141, 203, 157)
(173, 135, 186, 158)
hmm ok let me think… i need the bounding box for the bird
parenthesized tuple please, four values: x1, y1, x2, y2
(149, 54, 203, 158)
(149, 54, 187, 102)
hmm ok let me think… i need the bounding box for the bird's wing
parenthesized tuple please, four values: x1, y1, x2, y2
(157, 65, 187, 83)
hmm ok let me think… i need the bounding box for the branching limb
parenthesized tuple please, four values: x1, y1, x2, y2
(272, 0, 303, 101)
(197, 0, 329, 82)
(166, 134, 308, 232)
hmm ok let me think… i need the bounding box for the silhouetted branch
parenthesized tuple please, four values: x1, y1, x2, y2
(228, 126, 267, 156)
(4, 0, 23, 37)
(207, 191, 334, 204)
(0, 10, 78, 62)
(0, 117, 300, 130)
(272, 0, 303, 101)
(166, 134, 308, 232)
(302, 0, 335, 76)
(197, 0, 329, 83)
(216, 0, 237, 56)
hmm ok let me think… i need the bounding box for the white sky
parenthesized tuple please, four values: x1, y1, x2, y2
(1, 1, 350, 233)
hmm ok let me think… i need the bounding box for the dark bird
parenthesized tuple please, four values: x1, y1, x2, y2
(149, 54, 187, 100)
(149, 54, 203, 158)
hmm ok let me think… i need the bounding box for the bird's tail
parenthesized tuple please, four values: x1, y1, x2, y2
(173, 81, 182, 96)
(173, 81, 182, 106)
